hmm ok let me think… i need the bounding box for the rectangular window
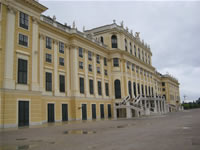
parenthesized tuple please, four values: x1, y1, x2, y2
(105, 83, 109, 96)
(132, 64, 135, 71)
(79, 61, 83, 69)
(19, 12, 29, 29)
(80, 77, 84, 94)
(59, 57, 64, 66)
(97, 67, 101, 74)
(18, 59, 27, 84)
(46, 37, 52, 49)
(46, 72, 52, 91)
(127, 61, 130, 69)
(79, 47, 83, 57)
(98, 81, 102, 96)
(19, 34, 28, 47)
(104, 57, 107, 66)
(88, 64, 92, 72)
(89, 79, 94, 95)
(162, 88, 165, 91)
(162, 82, 165, 86)
(104, 70, 108, 76)
(59, 75, 65, 92)
(96, 55, 100, 64)
(113, 58, 119, 67)
(88, 51, 92, 61)
(46, 53, 52, 63)
(59, 42, 64, 53)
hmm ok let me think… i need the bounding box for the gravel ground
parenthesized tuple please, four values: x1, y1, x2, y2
(0, 109, 200, 150)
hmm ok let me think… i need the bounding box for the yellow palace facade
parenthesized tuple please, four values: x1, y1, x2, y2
(0, 0, 181, 128)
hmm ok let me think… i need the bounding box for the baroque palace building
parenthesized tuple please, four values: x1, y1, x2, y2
(0, 0, 181, 128)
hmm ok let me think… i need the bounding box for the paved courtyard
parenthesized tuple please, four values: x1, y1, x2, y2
(0, 109, 200, 150)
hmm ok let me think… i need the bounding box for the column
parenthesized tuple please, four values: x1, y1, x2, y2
(126, 102, 132, 118)
(3, 6, 16, 89)
(84, 50, 89, 97)
(31, 17, 39, 91)
(157, 100, 161, 113)
(66, 45, 71, 96)
(108, 59, 113, 99)
(54, 40, 59, 96)
(93, 54, 97, 97)
(70, 46, 79, 96)
(39, 34, 44, 91)
(101, 57, 105, 98)
(154, 100, 157, 113)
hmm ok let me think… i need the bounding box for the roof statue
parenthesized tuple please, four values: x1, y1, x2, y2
(72, 21, 76, 29)
(120, 21, 124, 28)
(135, 32, 140, 38)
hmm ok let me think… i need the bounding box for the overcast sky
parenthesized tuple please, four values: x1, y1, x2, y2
(39, 0, 200, 102)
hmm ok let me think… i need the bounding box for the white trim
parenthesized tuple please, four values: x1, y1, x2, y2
(17, 99, 31, 127)
(16, 50, 30, 56)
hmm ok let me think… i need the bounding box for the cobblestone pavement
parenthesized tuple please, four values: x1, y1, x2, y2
(0, 109, 200, 150)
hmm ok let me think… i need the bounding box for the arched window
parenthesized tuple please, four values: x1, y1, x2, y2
(128, 81, 132, 98)
(125, 39, 127, 51)
(133, 82, 137, 97)
(137, 83, 140, 95)
(130, 42, 132, 54)
(141, 84, 144, 96)
(111, 35, 117, 48)
(100, 36, 104, 44)
(114, 80, 121, 99)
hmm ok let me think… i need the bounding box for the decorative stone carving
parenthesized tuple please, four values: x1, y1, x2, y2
(7, 5, 17, 14)
(72, 21, 76, 29)
(32, 17, 38, 24)
(135, 32, 140, 39)
(120, 21, 124, 27)
(113, 19, 116, 24)
(52, 15, 56, 21)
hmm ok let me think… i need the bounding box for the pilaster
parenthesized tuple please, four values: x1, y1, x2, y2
(39, 34, 44, 91)
(31, 17, 39, 91)
(3, 6, 16, 89)
(84, 49, 89, 97)
(54, 40, 59, 96)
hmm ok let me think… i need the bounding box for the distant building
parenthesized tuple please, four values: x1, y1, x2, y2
(0, 0, 181, 128)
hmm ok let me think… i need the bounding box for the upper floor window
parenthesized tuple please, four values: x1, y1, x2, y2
(162, 82, 165, 86)
(19, 12, 29, 29)
(132, 64, 135, 71)
(113, 58, 119, 67)
(88, 64, 92, 72)
(46, 72, 52, 91)
(79, 77, 84, 94)
(19, 34, 28, 47)
(105, 83, 109, 96)
(97, 67, 101, 74)
(79, 47, 83, 57)
(104, 69, 108, 76)
(142, 50, 144, 61)
(18, 59, 27, 84)
(46, 53, 52, 63)
(111, 35, 117, 48)
(127, 61, 130, 69)
(96, 55, 100, 64)
(89, 79, 94, 95)
(59, 42, 64, 53)
(46, 37, 52, 49)
(79, 61, 83, 69)
(59, 57, 64, 66)
(100, 36, 104, 44)
(125, 39, 127, 51)
(130, 42, 132, 55)
(59, 75, 65, 92)
(104, 57, 107, 66)
(134, 45, 136, 56)
(138, 48, 141, 59)
(98, 81, 102, 96)
(88, 51, 92, 61)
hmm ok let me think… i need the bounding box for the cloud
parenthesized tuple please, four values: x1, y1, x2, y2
(40, 1, 200, 101)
